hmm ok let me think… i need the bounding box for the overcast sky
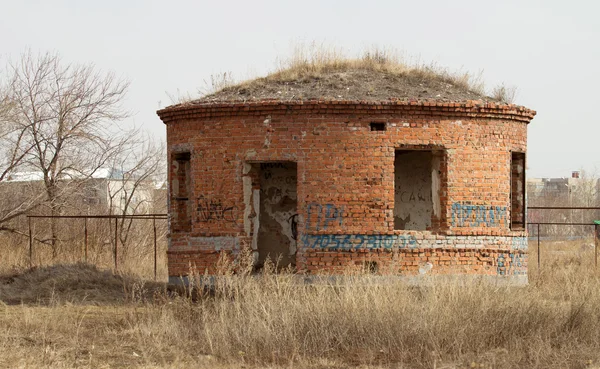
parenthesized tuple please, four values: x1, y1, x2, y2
(1, 0, 597, 178)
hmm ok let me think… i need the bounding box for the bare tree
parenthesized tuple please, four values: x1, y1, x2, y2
(105, 136, 166, 250)
(0, 50, 132, 255)
(0, 67, 43, 232)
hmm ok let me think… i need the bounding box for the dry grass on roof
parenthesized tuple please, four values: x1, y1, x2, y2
(194, 45, 513, 104)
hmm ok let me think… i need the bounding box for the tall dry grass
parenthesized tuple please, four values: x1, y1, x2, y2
(1, 240, 600, 368)
(0, 216, 169, 281)
(121, 244, 600, 368)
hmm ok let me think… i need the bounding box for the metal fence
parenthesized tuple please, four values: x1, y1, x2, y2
(527, 206, 599, 270)
(26, 214, 167, 280)
(23, 207, 599, 278)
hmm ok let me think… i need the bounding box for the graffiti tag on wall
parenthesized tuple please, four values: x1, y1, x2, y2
(196, 195, 237, 223)
(511, 237, 528, 251)
(497, 253, 526, 276)
(451, 203, 507, 227)
(395, 190, 430, 203)
(301, 234, 417, 250)
(261, 163, 291, 180)
(306, 202, 345, 231)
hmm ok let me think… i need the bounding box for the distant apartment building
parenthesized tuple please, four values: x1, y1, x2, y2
(528, 171, 600, 207)
(3, 168, 158, 215)
(527, 171, 600, 236)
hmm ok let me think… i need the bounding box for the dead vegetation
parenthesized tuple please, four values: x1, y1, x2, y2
(0, 264, 164, 305)
(0, 214, 169, 282)
(490, 83, 518, 104)
(0, 241, 599, 368)
(192, 43, 515, 105)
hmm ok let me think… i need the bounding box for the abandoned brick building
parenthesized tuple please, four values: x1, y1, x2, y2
(157, 67, 536, 284)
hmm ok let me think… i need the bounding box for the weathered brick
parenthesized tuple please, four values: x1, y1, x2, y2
(158, 100, 535, 280)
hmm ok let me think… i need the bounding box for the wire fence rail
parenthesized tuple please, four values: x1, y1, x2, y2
(527, 206, 600, 271)
(26, 214, 167, 281)
(24, 207, 600, 279)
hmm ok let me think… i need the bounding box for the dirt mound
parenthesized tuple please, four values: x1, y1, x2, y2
(0, 263, 165, 305)
(196, 68, 493, 104)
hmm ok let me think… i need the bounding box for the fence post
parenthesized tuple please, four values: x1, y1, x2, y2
(153, 217, 157, 281)
(28, 217, 33, 268)
(114, 217, 118, 271)
(595, 223, 598, 270)
(84, 217, 88, 263)
(537, 223, 541, 272)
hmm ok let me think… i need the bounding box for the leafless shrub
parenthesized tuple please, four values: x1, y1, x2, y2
(106, 136, 166, 259)
(209, 72, 236, 93)
(194, 72, 237, 99)
(165, 88, 195, 105)
(491, 83, 518, 103)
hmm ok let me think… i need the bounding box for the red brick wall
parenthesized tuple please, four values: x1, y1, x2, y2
(159, 100, 535, 279)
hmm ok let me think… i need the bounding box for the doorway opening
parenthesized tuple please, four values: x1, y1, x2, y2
(246, 162, 298, 270)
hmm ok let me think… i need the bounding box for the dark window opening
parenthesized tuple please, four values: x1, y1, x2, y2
(394, 149, 442, 230)
(511, 152, 526, 230)
(172, 152, 191, 232)
(370, 122, 386, 131)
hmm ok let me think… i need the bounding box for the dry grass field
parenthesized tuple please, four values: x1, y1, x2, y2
(0, 240, 599, 368)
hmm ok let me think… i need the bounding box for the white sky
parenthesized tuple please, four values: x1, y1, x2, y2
(1, 0, 598, 178)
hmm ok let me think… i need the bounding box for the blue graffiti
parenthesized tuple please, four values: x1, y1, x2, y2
(301, 234, 417, 250)
(511, 237, 528, 251)
(451, 203, 508, 227)
(497, 254, 506, 275)
(306, 202, 345, 231)
(497, 252, 526, 276)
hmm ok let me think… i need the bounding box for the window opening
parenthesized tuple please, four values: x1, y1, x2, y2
(370, 122, 386, 131)
(511, 152, 526, 230)
(394, 150, 440, 230)
(172, 152, 191, 232)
